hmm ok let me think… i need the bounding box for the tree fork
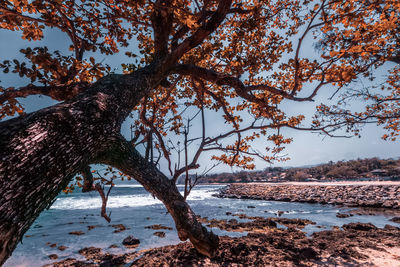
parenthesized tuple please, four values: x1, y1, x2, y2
(0, 62, 218, 264)
(96, 135, 220, 258)
(0, 63, 166, 264)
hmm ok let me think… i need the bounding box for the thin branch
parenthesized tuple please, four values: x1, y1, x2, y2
(94, 183, 112, 223)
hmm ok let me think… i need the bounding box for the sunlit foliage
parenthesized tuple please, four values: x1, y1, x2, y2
(1, 0, 399, 175)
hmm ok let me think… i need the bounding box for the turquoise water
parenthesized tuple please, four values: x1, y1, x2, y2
(4, 184, 399, 266)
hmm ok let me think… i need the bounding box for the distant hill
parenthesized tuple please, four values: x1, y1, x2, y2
(180, 157, 400, 184)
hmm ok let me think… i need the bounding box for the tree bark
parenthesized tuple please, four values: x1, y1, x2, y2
(96, 135, 219, 258)
(0, 86, 126, 264)
(0, 63, 219, 265)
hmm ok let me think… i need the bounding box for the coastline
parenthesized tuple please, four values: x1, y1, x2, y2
(217, 183, 400, 209)
(8, 183, 400, 266)
(51, 217, 400, 266)
(245, 181, 400, 186)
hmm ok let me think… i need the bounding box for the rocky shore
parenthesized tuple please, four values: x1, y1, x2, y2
(216, 183, 400, 209)
(50, 218, 400, 266)
(45, 183, 400, 266)
(133, 223, 400, 267)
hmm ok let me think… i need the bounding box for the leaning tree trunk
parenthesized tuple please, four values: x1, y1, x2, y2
(96, 136, 219, 257)
(0, 64, 218, 265)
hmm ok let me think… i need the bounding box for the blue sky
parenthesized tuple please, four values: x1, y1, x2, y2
(0, 25, 398, 174)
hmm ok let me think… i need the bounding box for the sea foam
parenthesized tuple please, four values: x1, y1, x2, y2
(51, 185, 219, 210)
(51, 194, 162, 210)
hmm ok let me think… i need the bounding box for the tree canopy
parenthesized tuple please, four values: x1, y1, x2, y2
(0, 0, 399, 263)
(1, 0, 398, 172)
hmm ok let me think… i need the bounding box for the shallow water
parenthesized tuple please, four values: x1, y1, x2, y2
(4, 184, 399, 267)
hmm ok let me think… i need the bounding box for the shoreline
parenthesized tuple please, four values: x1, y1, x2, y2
(217, 183, 400, 209)
(245, 181, 400, 186)
(244, 181, 400, 186)
(51, 218, 400, 266)
(199, 180, 400, 186)
(10, 183, 400, 266)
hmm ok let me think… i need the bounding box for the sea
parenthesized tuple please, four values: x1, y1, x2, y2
(4, 183, 399, 266)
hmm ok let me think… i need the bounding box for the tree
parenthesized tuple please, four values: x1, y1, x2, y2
(0, 0, 398, 264)
(293, 170, 309, 181)
(313, 0, 400, 139)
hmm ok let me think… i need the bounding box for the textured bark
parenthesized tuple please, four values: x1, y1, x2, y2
(96, 136, 219, 258)
(0, 63, 163, 264)
(0, 61, 219, 264)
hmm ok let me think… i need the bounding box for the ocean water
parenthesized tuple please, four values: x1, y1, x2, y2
(4, 184, 399, 267)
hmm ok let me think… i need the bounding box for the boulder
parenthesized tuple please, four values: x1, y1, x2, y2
(122, 235, 140, 247)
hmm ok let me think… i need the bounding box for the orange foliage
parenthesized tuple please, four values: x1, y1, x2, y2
(0, 0, 398, 173)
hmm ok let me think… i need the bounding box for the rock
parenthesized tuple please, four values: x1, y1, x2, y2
(384, 224, 400, 231)
(109, 244, 119, 248)
(68, 231, 85, 235)
(299, 247, 318, 260)
(382, 200, 394, 208)
(198, 214, 278, 232)
(273, 218, 315, 229)
(51, 219, 400, 267)
(228, 219, 238, 224)
(390, 217, 400, 223)
(153, 231, 166, 238)
(58, 245, 68, 251)
(217, 184, 400, 209)
(122, 235, 140, 247)
(230, 242, 248, 256)
(48, 254, 58, 260)
(336, 213, 352, 218)
(247, 205, 256, 208)
(111, 224, 128, 233)
(51, 251, 140, 267)
(342, 223, 377, 231)
(45, 258, 96, 267)
(144, 224, 173, 230)
(132, 222, 400, 266)
(78, 247, 102, 261)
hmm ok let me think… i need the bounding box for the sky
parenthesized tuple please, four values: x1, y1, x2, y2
(0, 23, 399, 175)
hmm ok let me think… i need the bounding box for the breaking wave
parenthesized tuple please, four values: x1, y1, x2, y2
(51, 185, 219, 210)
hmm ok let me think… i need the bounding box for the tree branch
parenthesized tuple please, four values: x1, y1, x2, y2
(81, 165, 94, 192)
(168, 0, 232, 63)
(0, 83, 87, 104)
(174, 64, 319, 103)
(96, 135, 219, 257)
(94, 183, 112, 223)
(151, 0, 174, 57)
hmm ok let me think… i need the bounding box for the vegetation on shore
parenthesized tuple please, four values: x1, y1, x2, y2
(185, 157, 400, 183)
